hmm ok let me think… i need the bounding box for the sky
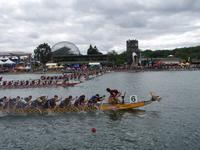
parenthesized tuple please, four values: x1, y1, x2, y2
(0, 0, 200, 54)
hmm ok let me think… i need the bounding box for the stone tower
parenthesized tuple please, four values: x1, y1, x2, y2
(126, 39, 140, 66)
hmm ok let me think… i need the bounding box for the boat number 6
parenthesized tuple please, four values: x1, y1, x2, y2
(130, 95, 137, 103)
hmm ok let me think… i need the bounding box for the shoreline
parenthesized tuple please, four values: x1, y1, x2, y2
(0, 71, 64, 75)
(114, 68, 200, 73)
(0, 68, 200, 75)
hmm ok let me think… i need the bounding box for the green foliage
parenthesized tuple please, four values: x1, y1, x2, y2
(87, 45, 102, 55)
(142, 46, 200, 60)
(141, 50, 173, 58)
(116, 51, 126, 65)
(107, 45, 200, 65)
(34, 43, 52, 65)
(107, 50, 117, 65)
(174, 46, 200, 60)
(107, 50, 127, 66)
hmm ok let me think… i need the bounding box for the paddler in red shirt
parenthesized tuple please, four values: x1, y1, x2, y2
(106, 88, 121, 104)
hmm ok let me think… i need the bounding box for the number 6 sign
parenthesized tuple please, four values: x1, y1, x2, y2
(130, 95, 138, 103)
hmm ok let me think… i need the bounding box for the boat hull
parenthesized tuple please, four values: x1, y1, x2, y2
(0, 101, 153, 114)
(99, 101, 145, 111)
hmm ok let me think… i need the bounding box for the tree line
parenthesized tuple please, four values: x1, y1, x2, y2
(141, 46, 200, 60)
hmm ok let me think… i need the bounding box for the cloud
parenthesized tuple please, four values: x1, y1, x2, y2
(0, 0, 199, 54)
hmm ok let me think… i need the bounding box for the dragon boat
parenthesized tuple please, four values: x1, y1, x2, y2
(0, 93, 161, 115)
(0, 82, 80, 89)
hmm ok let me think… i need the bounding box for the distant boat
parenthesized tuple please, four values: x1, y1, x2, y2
(0, 82, 80, 89)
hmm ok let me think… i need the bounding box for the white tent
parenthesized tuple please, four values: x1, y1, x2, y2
(46, 63, 58, 69)
(46, 63, 57, 66)
(10, 56, 19, 60)
(25, 66, 31, 70)
(0, 60, 5, 65)
(89, 62, 101, 66)
(0, 57, 9, 61)
(4, 59, 15, 64)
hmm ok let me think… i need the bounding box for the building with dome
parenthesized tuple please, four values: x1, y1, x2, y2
(52, 41, 81, 56)
(51, 41, 108, 64)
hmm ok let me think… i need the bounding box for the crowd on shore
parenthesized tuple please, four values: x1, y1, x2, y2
(1, 64, 200, 75)
(113, 66, 200, 72)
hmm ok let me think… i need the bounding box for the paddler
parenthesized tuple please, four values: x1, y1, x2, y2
(59, 95, 73, 108)
(106, 88, 121, 104)
(31, 96, 47, 108)
(24, 96, 33, 108)
(24, 96, 32, 103)
(0, 96, 7, 107)
(44, 95, 60, 109)
(74, 95, 86, 107)
(87, 94, 105, 106)
(15, 96, 26, 109)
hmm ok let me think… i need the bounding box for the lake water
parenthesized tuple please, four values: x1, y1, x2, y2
(0, 71, 200, 150)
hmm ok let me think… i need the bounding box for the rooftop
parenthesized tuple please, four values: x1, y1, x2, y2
(0, 51, 31, 56)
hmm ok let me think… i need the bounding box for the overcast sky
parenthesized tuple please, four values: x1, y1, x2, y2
(0, 0, 200, 54)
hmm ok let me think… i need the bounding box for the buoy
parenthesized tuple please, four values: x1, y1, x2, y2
(91, 128, 96, 133)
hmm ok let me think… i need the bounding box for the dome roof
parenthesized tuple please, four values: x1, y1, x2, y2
(52, 41, 81, 56)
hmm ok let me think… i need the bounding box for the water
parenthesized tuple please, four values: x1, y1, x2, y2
(0, 71, 200, 150)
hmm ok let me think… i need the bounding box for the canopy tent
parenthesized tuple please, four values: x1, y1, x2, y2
(4, 59, 16, 64)
(0, 57, 9, 61)
(10, 56, 19, 60)
(89, 62, 101, 66)
(46, 63, 57, 66)
(25, 66, 31, 70)
(0, 60, 5, 65)
(46, 63, 58, 69)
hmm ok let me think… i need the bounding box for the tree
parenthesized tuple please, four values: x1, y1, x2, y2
(87, 44, 94, 55)
(34, 43, 52, 67)
(141, 45, 200, 61)
(87, 45, 102, 55)
(107, 50, 118, 66)
(116, 51, 126, 65)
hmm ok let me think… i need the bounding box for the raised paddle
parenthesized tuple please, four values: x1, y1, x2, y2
(121, 91, 126, 104)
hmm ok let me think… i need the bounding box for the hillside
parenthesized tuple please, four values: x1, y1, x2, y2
(141, 46, 200, 60)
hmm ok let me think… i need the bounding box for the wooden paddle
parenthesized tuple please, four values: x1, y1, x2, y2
(121, 91, 126, 104)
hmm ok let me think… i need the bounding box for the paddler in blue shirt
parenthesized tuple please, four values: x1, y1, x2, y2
(87, 94, 105, 106)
